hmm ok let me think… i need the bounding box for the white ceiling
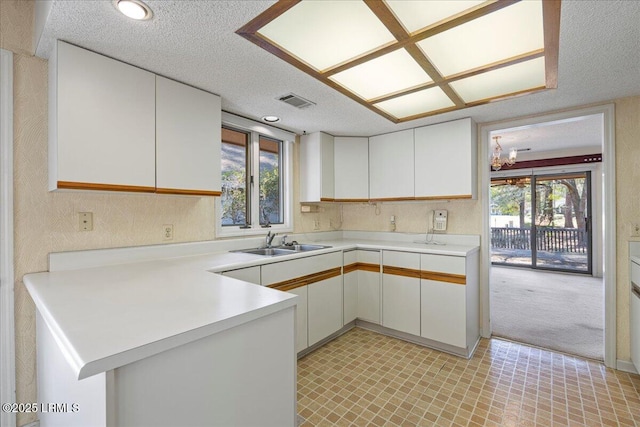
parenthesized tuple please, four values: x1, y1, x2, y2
(35, 0, 640, 141)
(491, 113, 603, 155)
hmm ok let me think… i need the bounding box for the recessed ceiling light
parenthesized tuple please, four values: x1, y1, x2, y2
(116, 0, 153, 21)
(262, 116, 281, 123)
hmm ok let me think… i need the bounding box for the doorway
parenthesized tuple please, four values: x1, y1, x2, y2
(491, 171, 592, 274)
(479, 105, 615, 366)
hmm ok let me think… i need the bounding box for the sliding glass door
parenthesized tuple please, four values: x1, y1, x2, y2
(491, 171, 592, 274)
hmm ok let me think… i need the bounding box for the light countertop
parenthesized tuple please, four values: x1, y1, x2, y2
(24, 234, 479, 380)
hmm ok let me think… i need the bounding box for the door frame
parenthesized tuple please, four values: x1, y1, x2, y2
(0, 48, 16, 427)
(480, 104, 616, 368)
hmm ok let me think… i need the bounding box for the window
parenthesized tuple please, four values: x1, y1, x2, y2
(217, 113, 293, 237)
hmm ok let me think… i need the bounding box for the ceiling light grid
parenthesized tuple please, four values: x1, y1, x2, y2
(237, 0, 561, 123)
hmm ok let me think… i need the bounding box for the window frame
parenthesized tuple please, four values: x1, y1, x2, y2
(216, 112, 294, 238)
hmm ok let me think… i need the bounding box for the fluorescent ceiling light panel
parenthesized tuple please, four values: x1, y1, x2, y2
(385, 0, 484, 34)
(238, 0, 560, 123)
(451, 57, 547, 103)
(330, 49, 433, 100)
(417, 0, 544, 77)
(257, 1, 395, 71)
(374, 87, 455, 119)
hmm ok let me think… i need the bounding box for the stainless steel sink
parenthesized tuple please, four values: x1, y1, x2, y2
(232, 244, 331, 256)
(278, 244, 331, 252)
(232, 247, 292, 256)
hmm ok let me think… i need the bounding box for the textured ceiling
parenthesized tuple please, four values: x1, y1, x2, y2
(36, 0, 640, 139)
(492, 113, 603, 155)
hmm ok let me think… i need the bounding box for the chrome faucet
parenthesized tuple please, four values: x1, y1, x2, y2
(265, 230, 276, 248)
(280, 235, 289, 246)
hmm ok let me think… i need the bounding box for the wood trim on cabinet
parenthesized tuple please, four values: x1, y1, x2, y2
(383, 265, 466, 284)
(57, 181, 156, 193)
(319, 197, 335, 202)
(383, 265, 422, 279)
(414, 195, 472, 201)
(344, 262, 381, 274)
(333, 198, 370, 203)
(420, 270, 466, 285)
(368, 197, 416, 203)
(267, 267, 342, 292)
(156, 188, 221, 196)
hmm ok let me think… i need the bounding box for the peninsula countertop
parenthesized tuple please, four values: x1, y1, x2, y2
(24, 232, 480, 380)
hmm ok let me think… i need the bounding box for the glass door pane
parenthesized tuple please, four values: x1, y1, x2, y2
(490, 176, 533, 267)
(532, 172, 591, 273)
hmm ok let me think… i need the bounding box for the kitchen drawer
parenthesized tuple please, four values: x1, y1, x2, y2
(421, 254, 466, 275)
(261, 251, 342, 286)
(383, 251, 420, 270)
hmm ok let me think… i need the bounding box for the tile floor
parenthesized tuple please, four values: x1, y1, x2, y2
(297, 328, 640, 426)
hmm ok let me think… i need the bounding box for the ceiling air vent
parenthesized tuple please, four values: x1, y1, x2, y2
(278, 93, 316, 109)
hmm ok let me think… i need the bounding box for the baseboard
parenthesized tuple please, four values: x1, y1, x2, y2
(355, 320, 474, 358)
(616, 359, 638, 374)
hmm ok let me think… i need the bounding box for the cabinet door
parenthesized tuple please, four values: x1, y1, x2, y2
(414, 118, 476, 199)
(420, 254, 467, 348)
(343, 251, 358, 325)
(382, 251, 420, 336)
(52, 41, 156, 191)
(357, 250, 381, 324)
(334, 137, 369, 201)
(308, 276, 343, 346)
(156, 76, 221, 195)
(221, 266, 260, 284)
(289, 286, 308, 353)
(369, 129, 414, 200)
(300, 132, 334, 202)
(421, 280, 466, 347)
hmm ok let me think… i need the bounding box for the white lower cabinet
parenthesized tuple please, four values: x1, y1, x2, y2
(308, 276, 343, 346)
(289, 286, 309, 353)
(420, 253, 479, 352)
(382, 251, 421, 336)
(220, 266, 261, 284)
(356, 250, 381, 324)
(262, 252, 342, 352)
(343, 250, 358, 325)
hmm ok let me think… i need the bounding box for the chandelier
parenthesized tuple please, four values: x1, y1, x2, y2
(491, 136, 517, 171)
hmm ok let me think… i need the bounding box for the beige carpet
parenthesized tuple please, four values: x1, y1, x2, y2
(490, 266, 604, 360)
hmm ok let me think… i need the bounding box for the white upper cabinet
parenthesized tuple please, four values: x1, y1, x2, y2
(369, 129, 414, 200)
(156, 76, 221, 195)
(49, 41, 222, 196)
(334, 137, 369, 201)
(50, 41, 156, 192)
(414, 118, 477, 199)
(300, 132, 334, 202)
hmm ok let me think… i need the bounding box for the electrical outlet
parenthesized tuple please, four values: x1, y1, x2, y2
(313, 219, 320, 230)
(163, 224, 174, 240)
(79, 212, 93, 231)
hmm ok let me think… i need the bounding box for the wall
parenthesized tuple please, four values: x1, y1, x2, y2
(339, 200, 481, 235)
(614, 95, 640, 362)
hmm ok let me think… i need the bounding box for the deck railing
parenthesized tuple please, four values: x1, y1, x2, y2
(491, 227, 588, 253)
